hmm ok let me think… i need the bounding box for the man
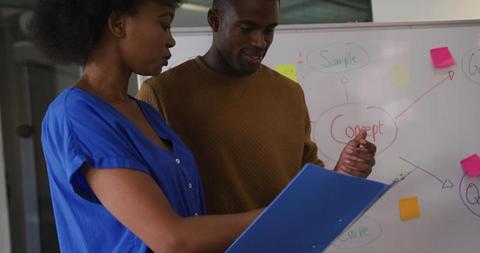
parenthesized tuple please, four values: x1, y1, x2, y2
(137, 0, 376, 214)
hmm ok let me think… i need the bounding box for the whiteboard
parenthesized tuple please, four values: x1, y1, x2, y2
(140, 21, 480, 253)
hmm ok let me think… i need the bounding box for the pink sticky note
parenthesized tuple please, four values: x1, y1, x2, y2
(430, 47, 455, 68)
(460, 154, 480, 177)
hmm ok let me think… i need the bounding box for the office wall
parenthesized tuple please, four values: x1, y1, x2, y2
(372, 0, 480, 22)
(0, 106, 11, 253)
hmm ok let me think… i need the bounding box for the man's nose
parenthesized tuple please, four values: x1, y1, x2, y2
(249, 31, 267, 49)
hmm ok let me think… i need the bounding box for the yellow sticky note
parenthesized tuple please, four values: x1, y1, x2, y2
(390, 64, 411, 86)
(399, 196, 421, 221)
(275, 64, 298, 82)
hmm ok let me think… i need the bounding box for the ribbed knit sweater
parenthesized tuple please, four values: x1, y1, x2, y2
(137, 57, 324, 214)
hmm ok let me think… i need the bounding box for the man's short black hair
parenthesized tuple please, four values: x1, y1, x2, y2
(29, 0, 181, 65)
(212, 0, 232, 10)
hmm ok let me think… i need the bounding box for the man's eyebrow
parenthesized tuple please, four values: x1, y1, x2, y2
(237, 20, 279, 28)
(237, 20, 258, 26)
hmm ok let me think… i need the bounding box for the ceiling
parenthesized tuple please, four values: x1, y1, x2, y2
(0, 0, 372, 27)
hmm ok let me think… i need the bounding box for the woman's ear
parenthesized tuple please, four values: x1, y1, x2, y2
(207, 8, 220, 32)
(107, 11, 127, 38)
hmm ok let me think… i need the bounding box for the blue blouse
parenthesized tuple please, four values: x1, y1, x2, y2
(41, 87, 205, 253)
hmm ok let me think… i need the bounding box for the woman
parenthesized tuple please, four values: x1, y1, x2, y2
(31, 0, 260, 252)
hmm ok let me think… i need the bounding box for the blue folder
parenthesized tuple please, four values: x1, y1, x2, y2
(225, 163, 399, 253)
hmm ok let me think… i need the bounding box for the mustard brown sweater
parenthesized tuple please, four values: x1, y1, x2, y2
(137, 57, 324, 214)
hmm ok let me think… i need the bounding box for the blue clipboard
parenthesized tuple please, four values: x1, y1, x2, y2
(225, 164, 400, 253)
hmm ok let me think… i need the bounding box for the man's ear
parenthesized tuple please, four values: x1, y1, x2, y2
(207, 8, 220, 32)
(107, 11, 127, 38)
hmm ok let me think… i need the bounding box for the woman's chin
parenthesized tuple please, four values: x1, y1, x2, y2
(136, 67, 163, 77)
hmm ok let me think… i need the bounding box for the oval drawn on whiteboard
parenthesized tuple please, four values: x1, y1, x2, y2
(306, 42, 370, 73)
(313, 103, 398, 162)
(459, 173, 480, 218)
(461, 47, 480, 85)
(333, 216, 383, 249)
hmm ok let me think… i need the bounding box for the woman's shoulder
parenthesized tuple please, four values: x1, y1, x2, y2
(44, 87, 75, 119)
(44, 87, 105, 125)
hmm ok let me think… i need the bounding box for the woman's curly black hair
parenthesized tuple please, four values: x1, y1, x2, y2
(29, 0, 181, 65)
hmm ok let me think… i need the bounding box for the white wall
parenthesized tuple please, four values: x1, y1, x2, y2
(372, 0, 480, 22)
(0, 106, 11, 253)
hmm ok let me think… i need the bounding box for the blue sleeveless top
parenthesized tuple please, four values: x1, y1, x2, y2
(41, 87, 205, 252)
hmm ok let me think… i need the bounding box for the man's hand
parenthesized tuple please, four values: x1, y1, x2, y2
(334, 129, 376, 178)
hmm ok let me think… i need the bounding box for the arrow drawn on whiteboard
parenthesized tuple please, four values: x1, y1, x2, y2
(394, 71, 455, 120)
(341, 75, 350, 102)
(448, 70, 455, 80)
(399, 157, 454, 189)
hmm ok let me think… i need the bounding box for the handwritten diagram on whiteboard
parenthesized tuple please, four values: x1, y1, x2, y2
(157, 21, 480, 253)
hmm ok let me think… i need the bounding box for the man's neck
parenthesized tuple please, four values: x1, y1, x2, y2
(202, 48, 254, 78)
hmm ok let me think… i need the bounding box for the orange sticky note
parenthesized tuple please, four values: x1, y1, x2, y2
(275, 64, 298, 82)
(399, 196, 421, 221)
(430, 47, 455, 68)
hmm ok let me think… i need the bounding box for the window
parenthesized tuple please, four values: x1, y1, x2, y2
(174, 0, 372, 27)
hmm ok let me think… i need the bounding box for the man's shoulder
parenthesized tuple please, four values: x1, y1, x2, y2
(144, 58, 199, 88)
(258, 64, 304, 94)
